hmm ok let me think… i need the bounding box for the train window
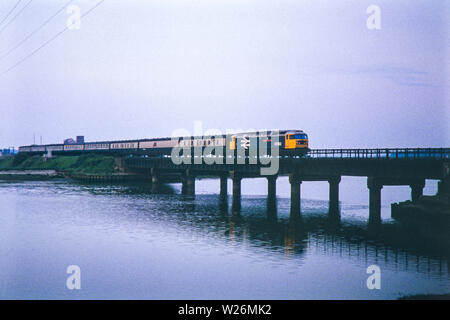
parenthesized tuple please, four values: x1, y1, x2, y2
(288, 134, 307, 139)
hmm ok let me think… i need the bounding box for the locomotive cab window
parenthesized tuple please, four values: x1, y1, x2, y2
(291, 134, 307, 139)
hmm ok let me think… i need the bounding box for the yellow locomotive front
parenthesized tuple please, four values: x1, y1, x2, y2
(284, 131, 309, 153)
(228, 130, 309, 156)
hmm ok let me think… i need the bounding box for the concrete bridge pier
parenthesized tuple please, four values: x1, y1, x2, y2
(230, 171, 242, 213)
(181, 170, 195, 196)
(219, 196, 228, 215)
(367, 176, 428, 222)
(289, 174, 302, 216)
(114, 157, 126, 172)
(438, 177, 450, 195)
(267, 203, 277, 221)
(328, 176, 341, 213)
(267, 175, 278, 219)
(151, 168, 159, 193)
(367, 177, 382, 223)
(410, 180, 425, 201)
(220, 174, 228, 198)
(438, 176, 450, 203)
(267, 175, 277, 201)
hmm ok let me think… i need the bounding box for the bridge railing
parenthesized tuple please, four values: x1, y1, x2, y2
(307, 148, 450, 159)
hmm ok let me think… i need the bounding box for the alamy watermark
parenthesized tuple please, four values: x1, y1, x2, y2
(366, 5, 381, 30)
(366, 264, 381, 290)
(66, 265, 81, 290)
(67, 5, 81, 30)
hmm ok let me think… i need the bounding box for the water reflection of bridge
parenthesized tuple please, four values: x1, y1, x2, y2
(179, 195, 450, 279)
(305, 232, 448, 278)
(82, 182, 450, 279)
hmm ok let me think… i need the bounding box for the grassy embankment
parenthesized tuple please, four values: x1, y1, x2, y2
(0, 154, 116, 175)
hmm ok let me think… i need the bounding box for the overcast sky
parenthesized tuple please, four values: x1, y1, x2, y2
(0, 0, 448, 148)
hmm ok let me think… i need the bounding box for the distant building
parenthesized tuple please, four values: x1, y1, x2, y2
(64, 136, 85, 144)
(76, 136, 85, 144)
(64, 138, 76, 145)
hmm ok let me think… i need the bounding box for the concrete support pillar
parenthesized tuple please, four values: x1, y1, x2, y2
(182, 170, 195, 195)
(328, 176, 341, 213)
(367, 177, 383, 223)
(267, 175, 277, 202)
(115, 157, 126, 172)
(219, 196, 228, 215)
(438, 176, 450, 203)
(220, 174, 228, 197)
(410, 180, 425, 201)
(186, 175, 195, 195)
(438, 178, 450, 195)
(181, 180, 187, 194)
(267, 175, 277, 220)
(289, 174, 302, 216)
(151, 169, 159, 193)
(232, 176, 241, 199)
(230, 171, 242, 212)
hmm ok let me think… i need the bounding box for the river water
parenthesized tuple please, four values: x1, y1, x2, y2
(0, 178, 448, 299)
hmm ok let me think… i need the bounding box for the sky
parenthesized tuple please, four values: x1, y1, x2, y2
(0, 0, 448, 148)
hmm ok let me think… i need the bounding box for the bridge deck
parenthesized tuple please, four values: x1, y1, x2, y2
(126, 148, 449, 180)
(308, 148, 449, 159)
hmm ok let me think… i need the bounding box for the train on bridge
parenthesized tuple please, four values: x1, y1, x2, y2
(18, 130, 309, 157)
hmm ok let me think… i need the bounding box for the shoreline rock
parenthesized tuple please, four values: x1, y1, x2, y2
(391, 195, 450, 224)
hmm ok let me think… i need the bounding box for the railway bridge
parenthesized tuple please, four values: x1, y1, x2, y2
(124, 148, 450, 222)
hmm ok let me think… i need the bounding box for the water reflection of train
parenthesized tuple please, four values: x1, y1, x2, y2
(18, 130, 309, 157)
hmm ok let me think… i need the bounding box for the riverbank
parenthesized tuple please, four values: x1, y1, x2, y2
(0, 154, 116, 174)
(0, 154, 118, 180)
(392, 195, 450, 223)
(0, 154, 148, 182)
(391, 177, 450, 225)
